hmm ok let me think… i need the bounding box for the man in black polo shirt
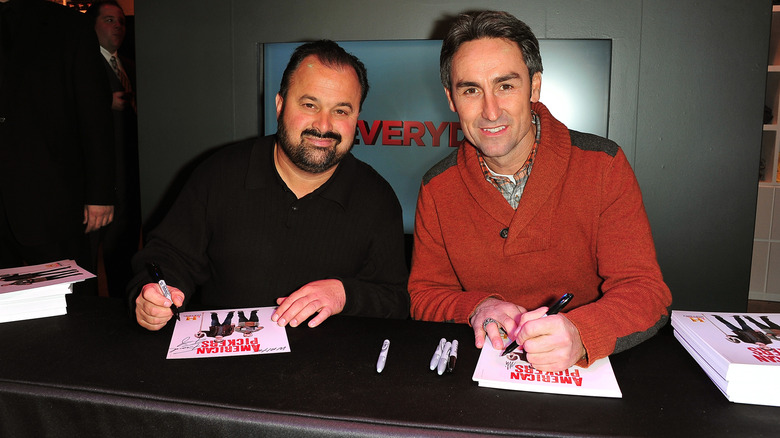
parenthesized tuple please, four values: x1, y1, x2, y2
(130, 40, 409, 331)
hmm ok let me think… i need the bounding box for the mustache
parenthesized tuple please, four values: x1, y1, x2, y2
(301, 129, 341, 143)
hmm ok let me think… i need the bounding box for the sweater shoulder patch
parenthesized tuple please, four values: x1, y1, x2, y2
(614, 313, 670, 355)
(422, 149, 459, 185)
(569, 130, 619, 157)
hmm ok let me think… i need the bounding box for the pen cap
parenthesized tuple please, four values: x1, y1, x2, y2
(147, 262, 164, 281)
(437, 342, 452, 375)
(430, 338, 446, 370)
(546, 293, 574, 315)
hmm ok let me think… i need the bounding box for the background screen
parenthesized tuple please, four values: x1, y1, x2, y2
(262, 39, 611, 232)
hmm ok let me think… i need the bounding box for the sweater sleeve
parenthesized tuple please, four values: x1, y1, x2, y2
(408, 182, 505, 323)
(565, 149, 672, 365)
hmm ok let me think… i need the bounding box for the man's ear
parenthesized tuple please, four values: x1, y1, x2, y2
(444, 87, 457, 113)
(530, 72, 542, 103)
(275, 93, 283, 118)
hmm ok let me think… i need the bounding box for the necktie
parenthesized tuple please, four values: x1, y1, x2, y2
(110, 55, 131, 93)
(110, 55, 135, 111)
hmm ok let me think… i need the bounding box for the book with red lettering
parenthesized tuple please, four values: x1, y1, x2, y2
(671, 311, 780, 381)
(671, 310, 780, 405)
(166, 307, 290, 359)
(471, 337, 622, 398)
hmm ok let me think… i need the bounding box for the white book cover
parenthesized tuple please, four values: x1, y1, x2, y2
(166, 307, 290, 359)
(472, 337, 622, 398)
(674, 330, 780, 407)
(671, 310, 780, 383)
(0, 260, 93, 298)
(0, 282, 73, 303)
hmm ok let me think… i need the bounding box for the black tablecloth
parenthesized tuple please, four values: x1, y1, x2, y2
(0, 295, 777, 437)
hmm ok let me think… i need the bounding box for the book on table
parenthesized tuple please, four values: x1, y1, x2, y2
(671, 310, 780, 406)
(166, 306, 290, 359)
(472, 336, 622, 398)
(0, 260, 94, 323)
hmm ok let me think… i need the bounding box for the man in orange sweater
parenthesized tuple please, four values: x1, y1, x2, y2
(409, 10, 672, 371)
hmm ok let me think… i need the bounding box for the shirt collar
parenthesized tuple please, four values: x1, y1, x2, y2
(99, 46, 118, 64)
(247, 135, 354, 210)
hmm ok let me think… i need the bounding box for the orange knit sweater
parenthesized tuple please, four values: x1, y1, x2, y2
(408, 102, 672, 365)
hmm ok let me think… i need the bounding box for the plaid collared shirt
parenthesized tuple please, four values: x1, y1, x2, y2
(477, 112, 541, 209)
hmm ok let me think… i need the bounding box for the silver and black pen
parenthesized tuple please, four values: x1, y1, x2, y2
(500, 293, 574, 356)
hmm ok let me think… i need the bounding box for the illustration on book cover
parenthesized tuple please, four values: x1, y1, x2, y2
(676, 312, 780, 364)
(166, 307, 290, 359)
(0, 260, 94, 293)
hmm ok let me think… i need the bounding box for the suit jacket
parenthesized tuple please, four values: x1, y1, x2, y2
(0, 0, 115, 246)
(101, 54, 140, 218)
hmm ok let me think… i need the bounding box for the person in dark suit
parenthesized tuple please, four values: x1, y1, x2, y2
(0, 0, 115, 289)
(86, 0, 141, 299)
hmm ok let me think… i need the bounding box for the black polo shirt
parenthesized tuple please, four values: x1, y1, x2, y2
(129, 135, 409, 318)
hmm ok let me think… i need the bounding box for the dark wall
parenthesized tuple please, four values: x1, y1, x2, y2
(134, 0, 772, 312)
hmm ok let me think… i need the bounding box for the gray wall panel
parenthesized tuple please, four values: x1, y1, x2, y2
(635, 1, 769, 310)
(134, 0, 771, 311)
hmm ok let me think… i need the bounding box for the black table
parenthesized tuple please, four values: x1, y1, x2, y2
(0, 295, 777, 437)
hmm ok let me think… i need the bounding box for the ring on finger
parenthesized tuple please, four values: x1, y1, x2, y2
(482, 317, 498, 331)
(482, 317, 507, 336)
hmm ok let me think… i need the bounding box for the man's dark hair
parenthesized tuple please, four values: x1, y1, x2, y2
(85, 0, 123, 24)
(278, 40, 369, 110)
(440, 10, 543, 90)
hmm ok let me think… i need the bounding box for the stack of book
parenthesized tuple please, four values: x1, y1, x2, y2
(0, 260, 94, 323)
(671, 310, 780, 406)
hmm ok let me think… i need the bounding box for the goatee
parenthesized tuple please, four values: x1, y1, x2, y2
(276, 112, 350, 174)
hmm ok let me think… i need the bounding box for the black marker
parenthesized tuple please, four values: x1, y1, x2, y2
(147, 262, 180, 320)
(501, 293, 573, 357)
(447, 339, 458, 373)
